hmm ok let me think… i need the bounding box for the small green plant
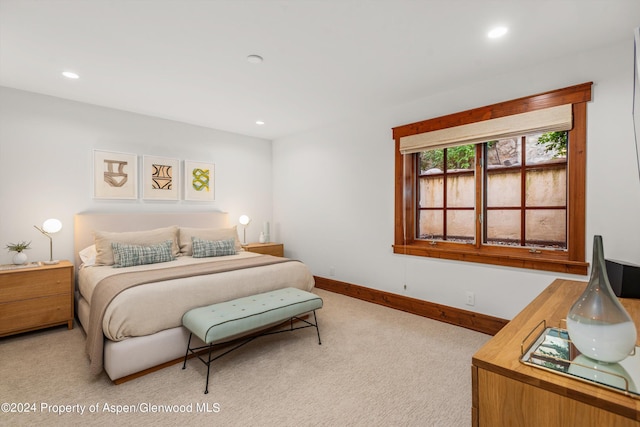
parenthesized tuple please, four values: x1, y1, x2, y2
(6, 241, 31, 253)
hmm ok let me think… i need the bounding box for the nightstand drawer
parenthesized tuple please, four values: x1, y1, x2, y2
(0, 294, 72, 335)
(0, 268, 70, 301)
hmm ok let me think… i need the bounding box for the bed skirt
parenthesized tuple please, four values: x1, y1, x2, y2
(77, 295, 206, 380)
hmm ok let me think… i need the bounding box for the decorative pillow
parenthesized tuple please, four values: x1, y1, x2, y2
(94, 226, 179, 266)
(191, 237, 237, 258)
(79, 244, 97, 268)
(112, 240, 176, 268)
(179, 226, 242, 256)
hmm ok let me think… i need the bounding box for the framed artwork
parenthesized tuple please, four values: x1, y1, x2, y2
(93, 150, 138, 199)
(184, 160, 215, 201)
(142, 155, 180, 201)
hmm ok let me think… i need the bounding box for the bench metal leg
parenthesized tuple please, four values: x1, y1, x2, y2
(313, 310, 322, 345)
(182, 333, 193, 369)
(182, 332, 214, 394)
(204, 343, 213, 394)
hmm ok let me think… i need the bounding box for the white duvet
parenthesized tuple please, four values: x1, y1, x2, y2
(78, 252, 315, 341)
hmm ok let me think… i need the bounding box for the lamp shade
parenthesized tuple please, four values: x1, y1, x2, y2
(42, 218, 62, 233)
(238, 215, 251, 226)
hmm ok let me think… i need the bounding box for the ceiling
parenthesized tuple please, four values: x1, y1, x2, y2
(1, 1, 639, 140)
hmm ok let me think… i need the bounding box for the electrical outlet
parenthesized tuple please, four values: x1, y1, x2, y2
(329, 266, 335, 276)
(403, 284, 407, 290)
(465, 291, 475, 306)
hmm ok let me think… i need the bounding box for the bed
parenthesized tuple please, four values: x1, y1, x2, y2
(73, 211, 315, 382)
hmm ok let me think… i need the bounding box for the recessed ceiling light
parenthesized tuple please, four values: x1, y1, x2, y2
(247, 55, 264, 64)
(488, 26, 508, 39)
(256, 120, 265, 125)
(62, 71, 79, 79)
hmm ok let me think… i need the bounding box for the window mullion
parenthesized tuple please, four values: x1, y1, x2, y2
(520, 136, 527, 246)
(443, 149, 448, 240)
(475, 144, 484, 249)
(413, 153, 418, 241)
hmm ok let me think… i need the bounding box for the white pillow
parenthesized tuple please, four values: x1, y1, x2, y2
(79, 244, 97, 268)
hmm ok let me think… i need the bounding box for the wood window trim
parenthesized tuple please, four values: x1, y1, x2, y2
(392, 83, 592, 275)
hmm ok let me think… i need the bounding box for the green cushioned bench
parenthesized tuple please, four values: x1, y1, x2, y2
(181, 287, 323, 394)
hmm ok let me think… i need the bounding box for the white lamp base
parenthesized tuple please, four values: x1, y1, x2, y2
(42, 260, 60, 265)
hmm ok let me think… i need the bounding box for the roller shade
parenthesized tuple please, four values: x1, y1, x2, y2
(399, 104, 572, 154)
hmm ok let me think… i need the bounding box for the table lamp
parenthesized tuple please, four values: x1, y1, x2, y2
(238, 215, 251, 245)
(34, 218, 62, 264)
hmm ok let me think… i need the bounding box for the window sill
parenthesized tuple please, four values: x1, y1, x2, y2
(393, 244, 588, 275)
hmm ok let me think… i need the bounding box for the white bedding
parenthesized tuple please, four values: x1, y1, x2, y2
(78, 251, 315, 341)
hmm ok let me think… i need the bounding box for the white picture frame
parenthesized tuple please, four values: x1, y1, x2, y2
(93, 150, 138, 200)
(183, 160, 215, 201)
(142, 155, 180, 201)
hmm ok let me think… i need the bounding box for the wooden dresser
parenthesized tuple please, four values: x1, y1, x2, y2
(472, 278, 640, 426)
(243, 242, 284, 257)
(0, 260, 74, 337)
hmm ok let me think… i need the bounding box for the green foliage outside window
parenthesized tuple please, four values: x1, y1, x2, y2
(536, 131, 567, 157)
(420, 144, 475, 171)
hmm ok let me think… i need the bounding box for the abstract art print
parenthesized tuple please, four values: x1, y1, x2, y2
(143, 155, 179, 201)
(184, 160, 215, 201)
(93, 150, 138, 199)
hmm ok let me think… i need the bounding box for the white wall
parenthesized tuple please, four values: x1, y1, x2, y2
(2, 38, 638, 321)
(273, 39, 640, 320)
(0, 87, 273, 265)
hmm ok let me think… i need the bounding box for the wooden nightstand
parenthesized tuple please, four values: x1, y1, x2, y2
(0, 260, 74, 337)
(243, 242, 284, 257)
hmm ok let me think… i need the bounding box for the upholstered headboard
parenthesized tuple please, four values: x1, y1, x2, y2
(73, 211, 229, 268)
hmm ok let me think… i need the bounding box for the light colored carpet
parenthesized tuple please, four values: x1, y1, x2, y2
(0, 289, 490, 426)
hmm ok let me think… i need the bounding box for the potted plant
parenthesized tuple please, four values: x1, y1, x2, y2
(6, 241, 31, 265)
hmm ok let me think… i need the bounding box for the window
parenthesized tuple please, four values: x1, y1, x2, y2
(419, 134, 568, 248)
(418, 144, 476, 244)
(392, 83, 592, 274)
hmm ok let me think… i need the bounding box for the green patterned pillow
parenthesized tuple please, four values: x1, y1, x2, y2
(191, 237, 237, 258)
(112, 240, 176, 268)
